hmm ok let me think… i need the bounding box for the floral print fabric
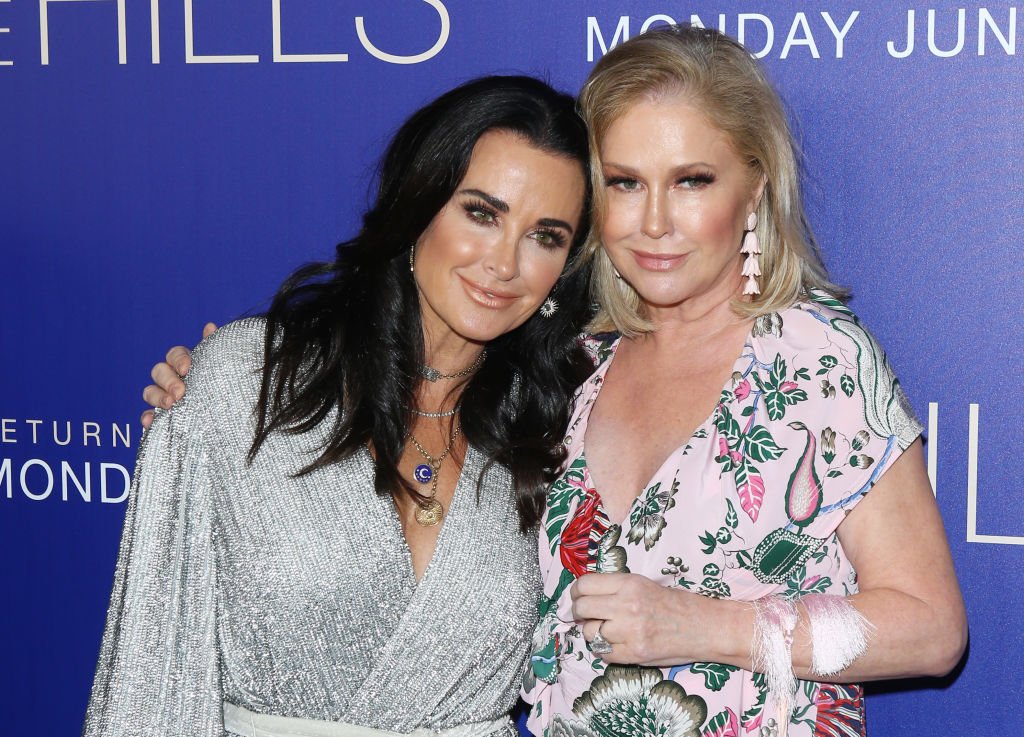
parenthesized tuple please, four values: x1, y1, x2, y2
(524, 293, 922, 737)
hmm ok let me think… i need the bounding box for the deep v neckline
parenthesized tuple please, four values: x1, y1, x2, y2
(358, 444, 472, 587)
(581, 332, 751, 529)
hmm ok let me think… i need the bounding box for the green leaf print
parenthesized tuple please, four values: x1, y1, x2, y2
(783, 388, 808, 405)
(808, 288, 855, 317)
(627, 479, 679, 550)
(699, 579, 731, 598)
(725, 499, 739, 530)
(699, 531, 717, 555)
(745, 425, 785, 462)
(703, 709, 736, 737)
(691, 662, 739, 692)
(741, 673, 768, 727)
(840, 373, 855, 397)
(765, 390, 787, 421)
(819, 354, 838, 369)
(544, 457, 587, 554)
(769, 355, 787, 389)
(803, 679, 818, 701)
(721, 409, 742, 447)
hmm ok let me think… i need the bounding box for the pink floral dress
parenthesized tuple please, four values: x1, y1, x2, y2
(523, 292, 922, 737)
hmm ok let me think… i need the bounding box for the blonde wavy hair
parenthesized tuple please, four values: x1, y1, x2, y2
(579, 25, 845, 336)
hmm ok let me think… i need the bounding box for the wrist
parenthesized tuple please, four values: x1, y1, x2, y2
(695, 595, 754, 667)
(679, 593, 753, 667)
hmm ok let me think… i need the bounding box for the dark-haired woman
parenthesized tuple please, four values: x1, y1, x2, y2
(83, 76, 595, 737)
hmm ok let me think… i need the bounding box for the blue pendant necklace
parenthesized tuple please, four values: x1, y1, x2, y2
(407, 422, 461, 526)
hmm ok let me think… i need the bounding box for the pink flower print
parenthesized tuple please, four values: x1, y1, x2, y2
(780, 381, 799, 393)
(728, 450, 742, 464)
(560, 492, 600, 578)
(734, 379, 751, 401)
(719, 437, 730, 456)
(803, 575, 822, 589)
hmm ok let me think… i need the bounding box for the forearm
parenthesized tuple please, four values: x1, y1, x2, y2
(696, 586, 966, 682)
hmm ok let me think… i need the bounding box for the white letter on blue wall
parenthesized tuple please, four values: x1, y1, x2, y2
(928, 8, 965, 58)
(887, 10, 915, 58)
(39, 0, 126, 65)
(738, 14, 774, 59)
(0, 0, 12, 66)
(821, 11, 859, 59)
(184, 0, 258, 64)
(587, 16, 629, 62)
(273, 0, 347, 62)
(356, 0, 449, 64)
(978, 8, 1016, 56)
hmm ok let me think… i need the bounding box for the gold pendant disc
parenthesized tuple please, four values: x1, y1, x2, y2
(414, 498, 444, 526)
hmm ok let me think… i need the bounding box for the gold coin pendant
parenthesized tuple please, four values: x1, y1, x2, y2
(414, 498, 444, 526)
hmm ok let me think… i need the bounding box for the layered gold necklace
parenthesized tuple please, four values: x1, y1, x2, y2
(407, 422, 461, 526)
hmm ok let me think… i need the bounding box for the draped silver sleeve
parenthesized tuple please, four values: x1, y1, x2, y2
(81, 318, 542, 735)
(83, 389, 223, 736)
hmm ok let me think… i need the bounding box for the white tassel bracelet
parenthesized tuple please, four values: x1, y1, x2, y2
(802, 593, 872, 677)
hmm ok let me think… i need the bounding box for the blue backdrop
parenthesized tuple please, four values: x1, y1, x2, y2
(2, 1, 1021, 735)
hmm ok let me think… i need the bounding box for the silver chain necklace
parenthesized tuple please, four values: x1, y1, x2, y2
(411, 406, 459, 418)
(419, 350, 486, 382)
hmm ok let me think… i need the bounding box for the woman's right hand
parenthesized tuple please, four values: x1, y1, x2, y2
(140, 323, 218, 428)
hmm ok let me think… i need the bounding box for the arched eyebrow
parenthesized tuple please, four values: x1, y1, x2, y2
(603, 161, 716, 176)
(538, 217, 574, 235)
(458, 189, 509, 213)
(459, 189, 574, 234)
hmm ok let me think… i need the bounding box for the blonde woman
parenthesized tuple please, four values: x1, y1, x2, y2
(525, 26, 965, 737)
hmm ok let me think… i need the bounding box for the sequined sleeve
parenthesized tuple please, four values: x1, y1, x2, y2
(83, 386, 223, 735)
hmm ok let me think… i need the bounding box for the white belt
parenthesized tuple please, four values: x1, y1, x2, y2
(223, 702, 513, 737)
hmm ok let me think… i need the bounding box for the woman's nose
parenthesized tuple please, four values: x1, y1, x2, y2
(641, 190, 672, 239)
(484, 235, 520, 281)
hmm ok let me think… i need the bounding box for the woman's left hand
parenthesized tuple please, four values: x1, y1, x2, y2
(571, 572, 718, 666)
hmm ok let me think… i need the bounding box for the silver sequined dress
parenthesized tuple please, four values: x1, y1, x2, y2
(83, 318, 541, 737)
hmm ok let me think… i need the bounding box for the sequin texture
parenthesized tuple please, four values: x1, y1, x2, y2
(83, 318, 539, 737)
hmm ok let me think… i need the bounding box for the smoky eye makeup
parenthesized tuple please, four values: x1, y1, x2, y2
(459, 192, 571, 248)
(463, 199, 499, 224)
(532, 228, 568, 249)
(677, 170, 716, 187)
(604, 175, 640, 190)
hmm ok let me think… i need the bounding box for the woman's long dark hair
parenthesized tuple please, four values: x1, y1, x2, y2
(251, 76, 595, 530)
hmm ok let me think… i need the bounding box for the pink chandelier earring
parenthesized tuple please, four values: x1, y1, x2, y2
(741, 211, 761, 296)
